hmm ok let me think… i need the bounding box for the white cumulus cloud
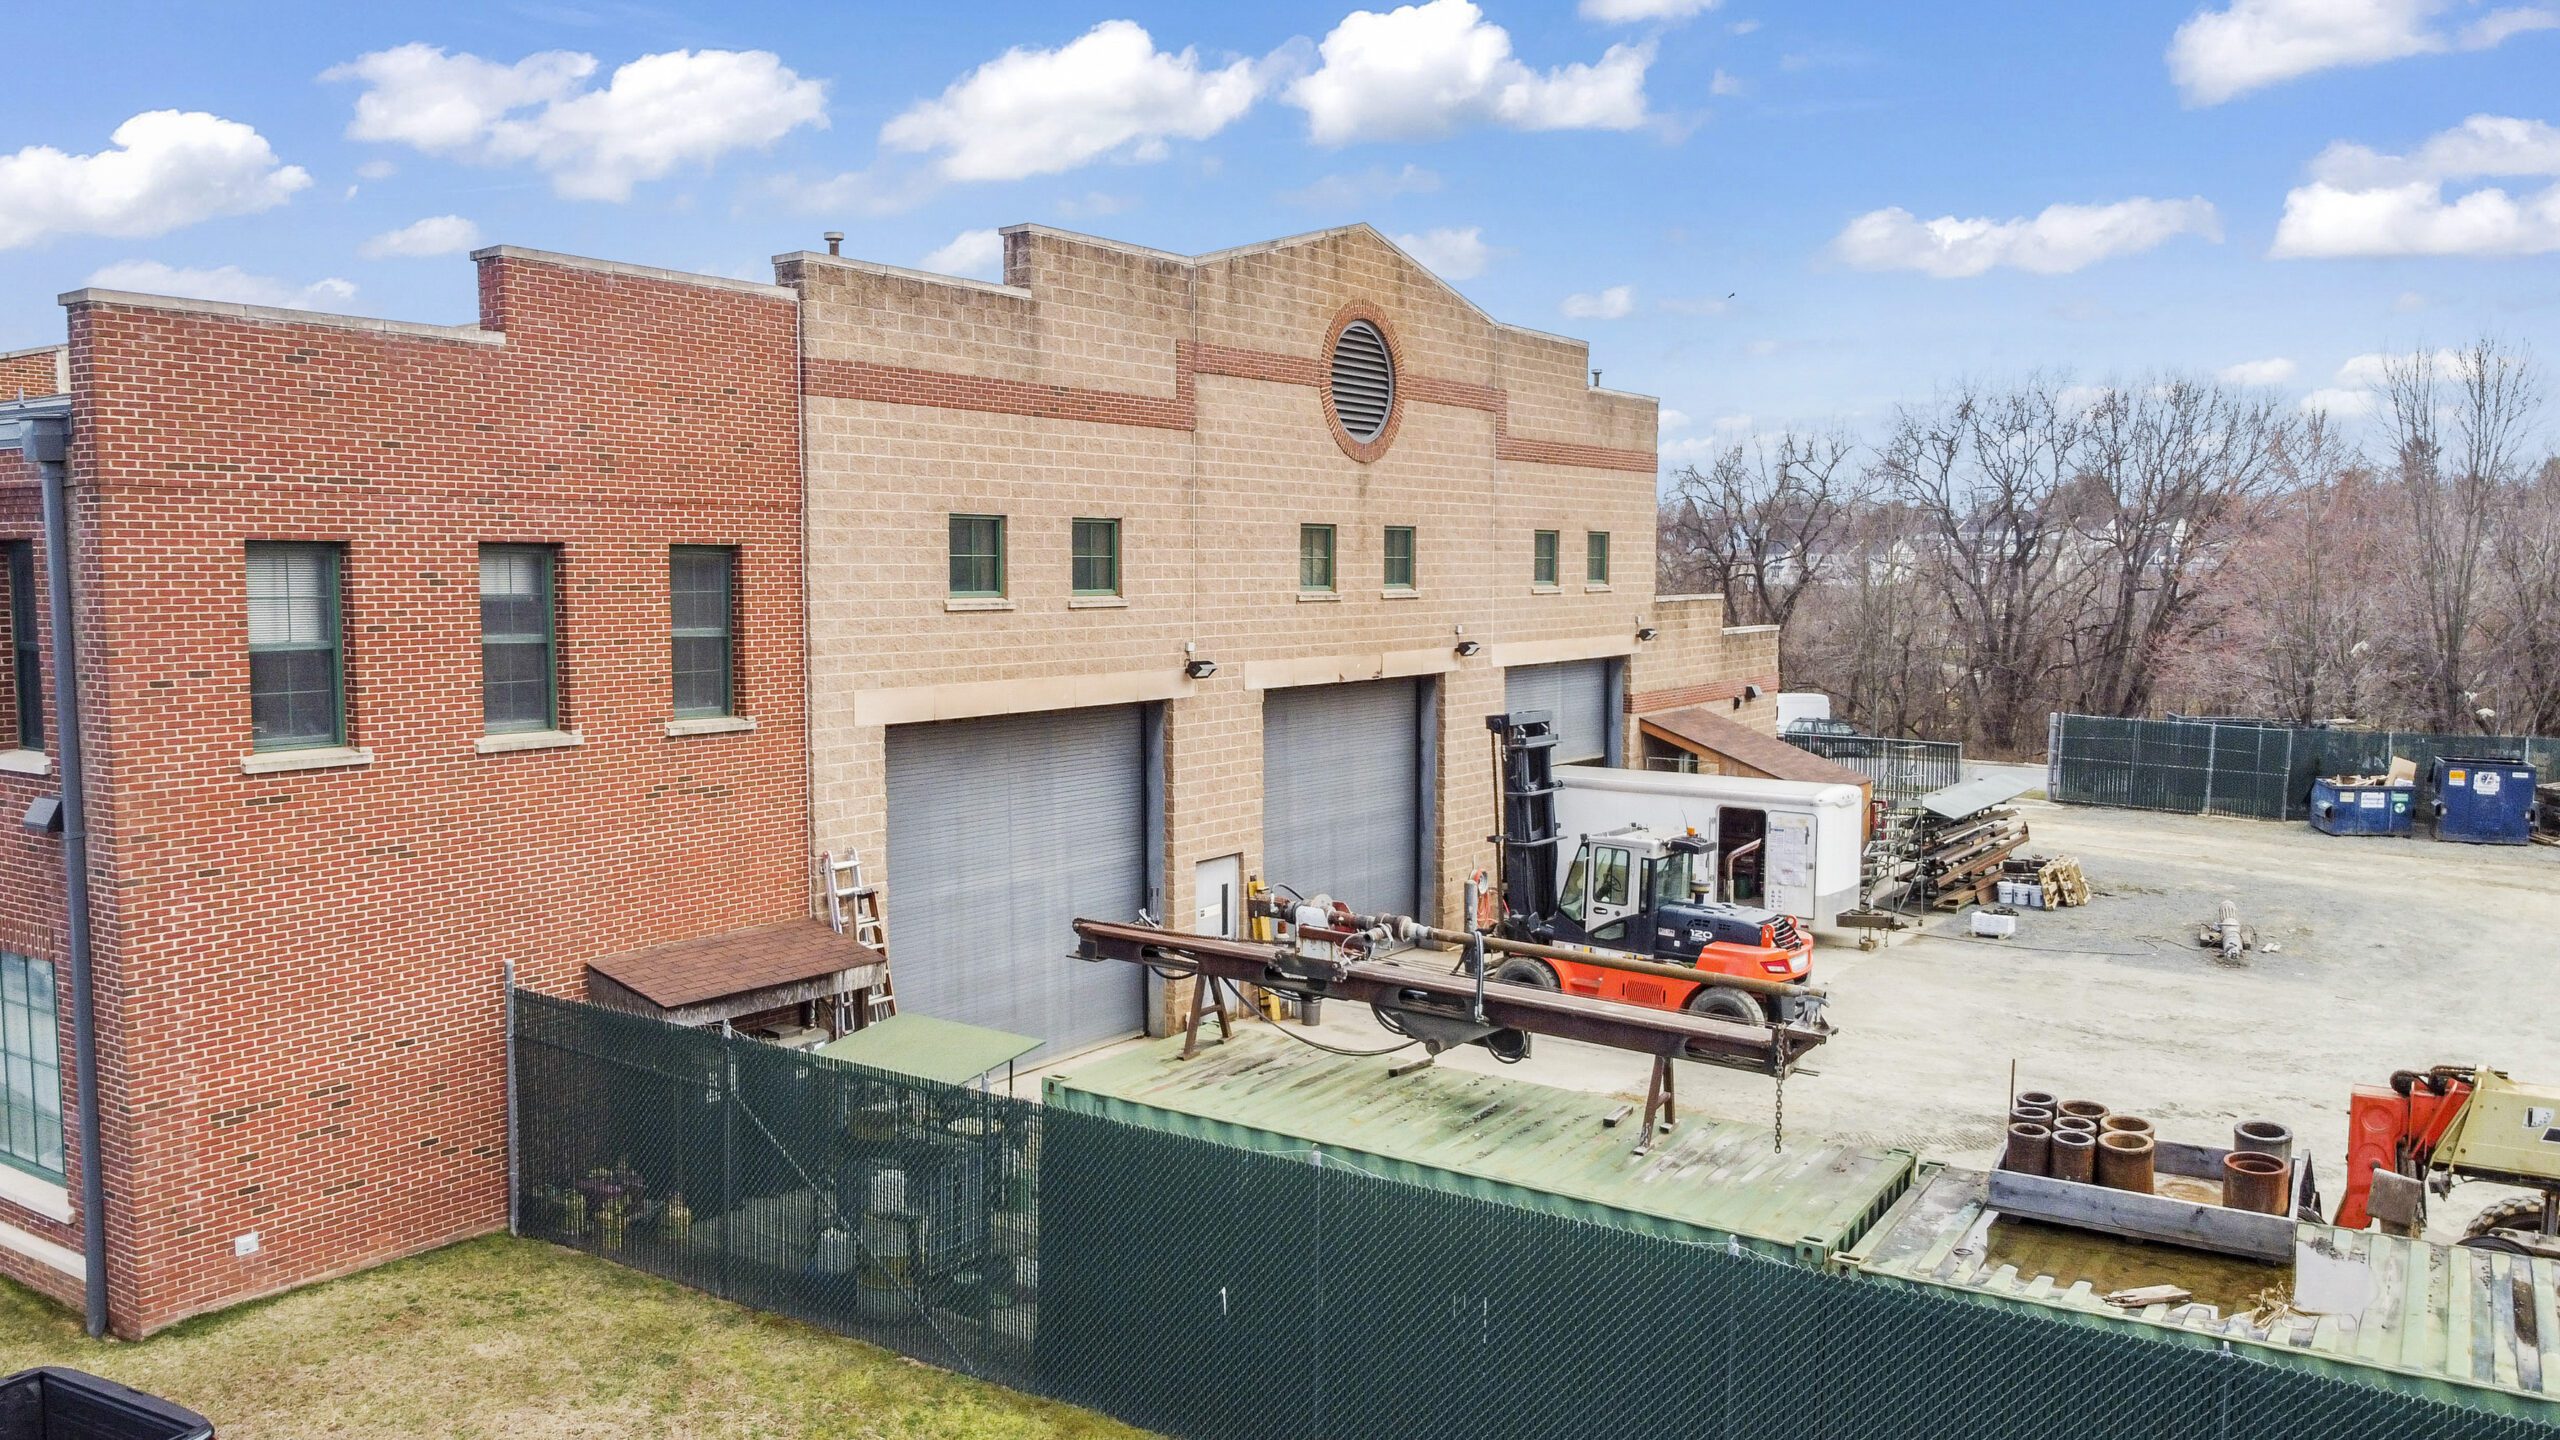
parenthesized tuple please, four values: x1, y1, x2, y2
(2168, 0, 2558, 106)
(325, 43, 827, 201)
(87, 260, 357, 312)
(1831, 197, 2222, 277)
(0, 111, 309, 251)
(359, 214, 482, 259)
(2272, 115, 2560, 258)
(2217, 357, 2299, 385)
(1580, 0, 1720, 21)
(1391, 225, 1491, 279)
(882, 21, 1263, 183)
(1561, 284, 1635, 319)
(1288, 0, 1652, 145)
(921, 228, 1005, 280)
(2301, 386, 2382, 418)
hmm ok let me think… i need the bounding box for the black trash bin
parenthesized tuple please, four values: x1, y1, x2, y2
(0, 1367, 213, 1440)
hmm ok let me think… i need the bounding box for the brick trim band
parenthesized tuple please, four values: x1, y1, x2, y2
(803, 337, 1656, 473)
(1630, 674, 1782, 713)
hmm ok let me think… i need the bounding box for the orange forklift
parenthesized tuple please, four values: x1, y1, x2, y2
(2336, 1064, 2560, 1258)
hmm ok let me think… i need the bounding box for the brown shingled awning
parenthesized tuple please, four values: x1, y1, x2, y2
(585, 919, 887, 1028)
(1638, 705, 1873, 791)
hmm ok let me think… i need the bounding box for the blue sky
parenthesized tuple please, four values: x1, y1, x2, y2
(4, 0, 2556, 465)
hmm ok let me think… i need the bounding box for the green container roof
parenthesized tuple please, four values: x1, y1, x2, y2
(1850, 1165, 2560, 1420)
(814, 1013, 1040, 1087)
(1047, 1029, 1915, 1261)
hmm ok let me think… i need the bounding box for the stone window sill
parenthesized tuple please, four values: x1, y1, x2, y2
(0, 749, 48, 777)
(0, 1163, 70, 1224)
(1586, 583, 1613, 593)
(666, 715, 757, 738)
(476, 728, 583, 756)
(1296, 591, 1343, 603)
(945, 597, 1014, 613)
(1068, 595, 1128, 609)
(240, 746, 373, 776)
(1381, 588, 1420, 600)
(1531, 585, 1561, 596)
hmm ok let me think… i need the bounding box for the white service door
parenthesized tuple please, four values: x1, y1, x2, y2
(1195, 855, 1242, 939)
(1766, 812, 1815, 920)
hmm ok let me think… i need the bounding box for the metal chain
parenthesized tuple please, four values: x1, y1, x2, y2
(1773, 1064, 1786, 1153)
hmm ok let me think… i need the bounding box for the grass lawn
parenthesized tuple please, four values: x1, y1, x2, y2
(1, 1235, 1152, 1439)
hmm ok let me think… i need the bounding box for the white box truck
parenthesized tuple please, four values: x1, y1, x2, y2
(1553, 765, 1867, 935)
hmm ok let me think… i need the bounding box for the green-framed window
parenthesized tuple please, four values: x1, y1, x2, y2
(246, 542, 344, 750)
(1299, 524, 1337, 592)
(1533, 530, 1560, 588)
(480, 545, 557, 734)
(949, 515, 1006, 598)
(1587, 530, 1612, 585)
(1, 951, 63, 1184)
(1382, 526, 1415, 591)
(1072, 518, 1121, 597)
(7, 542, 38, 750)
(670, 546, 736, 718)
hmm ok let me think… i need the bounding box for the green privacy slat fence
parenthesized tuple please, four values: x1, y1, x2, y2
(2047, 713, 2560, 822)
(1789, 734, 1964, 804)
(512, 990, 2560, 1440)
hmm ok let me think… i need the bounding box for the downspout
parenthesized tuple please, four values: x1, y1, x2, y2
(29, 410, 108, 1337)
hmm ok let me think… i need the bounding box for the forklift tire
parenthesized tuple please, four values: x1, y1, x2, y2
(1684, 986, 1766, 1026)
(2463, 1195, 2550, 1242)
(1489, 957, 1559, 991)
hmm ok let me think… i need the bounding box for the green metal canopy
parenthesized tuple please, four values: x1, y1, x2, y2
(813, 1012, 1042, 1087)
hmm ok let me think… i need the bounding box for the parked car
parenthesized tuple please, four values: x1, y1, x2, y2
(1783, 717, 1863, 740)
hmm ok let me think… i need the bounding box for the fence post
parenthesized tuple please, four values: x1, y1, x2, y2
(503, 960, 519, 1238)
(2202, 724, 2219, 816)
(720, 1044, 737, 1302)
(2045, 712, 2062, 801)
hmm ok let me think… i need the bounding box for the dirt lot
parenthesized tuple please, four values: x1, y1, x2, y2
(1045, 795, 2559, 1242)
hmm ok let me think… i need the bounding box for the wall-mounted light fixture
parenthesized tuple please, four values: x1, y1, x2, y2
(1454, 624, 1482, 659)
(1182, 641, 1216, 680)
(1634, 626, 1659, 643)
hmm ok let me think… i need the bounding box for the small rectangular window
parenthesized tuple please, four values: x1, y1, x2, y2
(1588, 530, 1612, 585)
(1382, 526, 1415, 591)
(1299, 524, 1337, 592)
(246, 542, 344, 750)
(0, 951, 63, 1182)
(480, 546, 557, 734)
(1533, 530, 1560, 588)
(6, 543, 38, 750)
(670, 546, 735, 718)
(1071, 518, 1120, 597)
(949, 515, 1006, 598)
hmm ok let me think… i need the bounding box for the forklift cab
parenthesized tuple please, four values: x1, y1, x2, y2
(1554, 827, 1709, 947)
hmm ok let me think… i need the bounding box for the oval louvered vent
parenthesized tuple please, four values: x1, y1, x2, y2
(1329, 319, 1395, 442)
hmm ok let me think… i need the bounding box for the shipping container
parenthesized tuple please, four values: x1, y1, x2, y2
(2307, 778, 2414, 837)
(2429, 756, 2539, 845)
(1046, 1029, 1916, 1263)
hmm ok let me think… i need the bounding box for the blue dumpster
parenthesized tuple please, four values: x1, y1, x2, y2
(2309, 778, 2412, 836)
(2429, 756, 2538, 845)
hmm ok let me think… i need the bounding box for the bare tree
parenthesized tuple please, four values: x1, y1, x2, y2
(2480, 455, 2560, 734)
(2388, 338, 2543, 732)
(1876, 380, 2094, 755)
(1661, 430, 1868, 628)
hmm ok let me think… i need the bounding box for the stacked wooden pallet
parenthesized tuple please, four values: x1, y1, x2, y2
(2036, 856, 2090, 907)
(1919, 804, 2031, 909)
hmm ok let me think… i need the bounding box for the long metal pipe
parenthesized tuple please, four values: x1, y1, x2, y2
(33, 411, 108, 1337)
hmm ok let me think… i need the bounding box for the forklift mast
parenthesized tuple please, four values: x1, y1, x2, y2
(1487, 711, 1565, 928)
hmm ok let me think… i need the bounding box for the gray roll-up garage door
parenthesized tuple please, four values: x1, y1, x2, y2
(885, 705, 1146, 1058)
(1262, 679, 1424, 916)
(1506, 659, 1616, 765)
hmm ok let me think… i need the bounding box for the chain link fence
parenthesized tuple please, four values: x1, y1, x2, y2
(2047, 713, 2560, 822)
(1789, 733, 1964, 804)
(512, 990, 2559, 1440)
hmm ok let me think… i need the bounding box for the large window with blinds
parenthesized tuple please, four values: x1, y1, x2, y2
(0, 951, 62, 1184)
(245, 543, 344, 750)
(670, 547, 736, 718)
(480, 545, 557, 733)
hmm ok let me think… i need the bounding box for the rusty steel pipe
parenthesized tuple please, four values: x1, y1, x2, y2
(2005, 1122, 2052, 1177)
(2222, 1151, 2289, 1215)
(2050, 1128, 2096, 1184)
(2058, 1099, 2108, 1126)
(2100, 1114, 2155, 1140)
(2009, 1106, 2053, 1129)
(2235, 1120, 2293, 1168)
(2015, 1090, 2058, 1113)
(2096, 1131, 2156, 1194)
(1071, 919, 1825, 1072)
(2053, 1115, 2098, 1143)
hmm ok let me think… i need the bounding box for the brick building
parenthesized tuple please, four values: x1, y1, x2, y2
(0, 223, 1780, 1335)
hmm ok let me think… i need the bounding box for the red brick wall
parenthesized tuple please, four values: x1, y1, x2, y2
(32, 254, 806, 1334)
(0, 347, 61, 399)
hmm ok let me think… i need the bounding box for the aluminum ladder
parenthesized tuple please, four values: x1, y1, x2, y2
(820, 850, 896, 1022)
